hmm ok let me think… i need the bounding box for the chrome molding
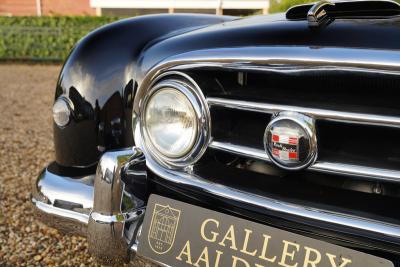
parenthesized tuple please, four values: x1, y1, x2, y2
(210, 141, 271, 161)
(208, 97, 400, 128)
(209, 141, 400, 182)
(33, 200, 89, 224)
(310, 162, 400, 182)
(144, 149, 400, 241)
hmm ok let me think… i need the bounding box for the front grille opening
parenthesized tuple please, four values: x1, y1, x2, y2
(318, 121, 400, 170)
(197, 150, 400, 225)
(211, 107, 271, 148)
(210, 106, 400, 172)
(188, 68, 400, 117)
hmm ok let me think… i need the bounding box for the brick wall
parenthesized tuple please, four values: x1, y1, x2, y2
(41, 0, 95, 16)
(0, 0, 37, 16)
(0, 0, 96, 16)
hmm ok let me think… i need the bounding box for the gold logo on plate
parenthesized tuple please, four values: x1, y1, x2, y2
(148, 203, 181, 254)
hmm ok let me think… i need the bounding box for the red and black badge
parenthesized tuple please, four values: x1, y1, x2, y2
(264, 112, 317, 170)
(271, 133, 299, 161)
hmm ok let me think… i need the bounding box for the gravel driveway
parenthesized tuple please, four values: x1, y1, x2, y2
(0, 64, 153, 266)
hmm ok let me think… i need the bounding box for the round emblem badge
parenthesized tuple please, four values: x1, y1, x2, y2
(264, 112, 317, 170)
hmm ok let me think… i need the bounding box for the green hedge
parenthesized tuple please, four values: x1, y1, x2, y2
(0, 16, 122, 62)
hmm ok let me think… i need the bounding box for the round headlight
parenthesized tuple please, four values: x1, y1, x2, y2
(53, 97, 71, 127)
(141, 76, 210, 167)
(144, 88, 198, 158)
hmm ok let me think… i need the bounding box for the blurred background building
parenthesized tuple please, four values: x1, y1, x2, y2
(0, 0, 270, 17)
(0, 0, 95, 16)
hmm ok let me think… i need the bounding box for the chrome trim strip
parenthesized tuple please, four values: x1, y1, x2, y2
(144, 150, 400, 240)
(210, 141, 271, 161)
(208, 97, 400, 128)
(311, 162, 400, 182)
(90, 211, 125, 224)
(162, 47, 400, 71)
(209, 141, 400, 182)
(33, 199, 90, 225)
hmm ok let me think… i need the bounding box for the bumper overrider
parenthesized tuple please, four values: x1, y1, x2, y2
(31, 147, 147, 264)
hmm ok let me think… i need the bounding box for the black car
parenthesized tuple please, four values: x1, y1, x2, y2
(32, 1, 400, 266)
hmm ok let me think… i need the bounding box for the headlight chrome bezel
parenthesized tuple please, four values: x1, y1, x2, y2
(139, 73, 211, 168)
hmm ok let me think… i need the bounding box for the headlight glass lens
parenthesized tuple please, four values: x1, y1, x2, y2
(53, 98, 71, 127)
(144, 88, 198, 158)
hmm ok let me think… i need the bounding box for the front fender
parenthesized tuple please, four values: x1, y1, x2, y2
(53, 14, 233, 167)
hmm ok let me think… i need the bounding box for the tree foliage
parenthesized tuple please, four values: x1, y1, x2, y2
(269, 0, 314, 13)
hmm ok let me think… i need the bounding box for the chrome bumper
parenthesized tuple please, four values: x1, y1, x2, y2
(31, 147, 147, 264)
(32, 146, 400, 263)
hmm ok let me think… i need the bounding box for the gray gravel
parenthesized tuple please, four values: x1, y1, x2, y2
(0, 64, 154, 266)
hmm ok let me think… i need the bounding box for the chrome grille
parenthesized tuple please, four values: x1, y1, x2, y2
(207, 97, 400, 128)
(207, 97, 400, 182)
(134, 46, 400, 247)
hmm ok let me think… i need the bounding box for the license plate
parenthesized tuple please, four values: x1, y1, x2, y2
(138, 195, 393, 267)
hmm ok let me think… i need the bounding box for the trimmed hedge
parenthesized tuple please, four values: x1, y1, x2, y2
(0, 16, 122, 62)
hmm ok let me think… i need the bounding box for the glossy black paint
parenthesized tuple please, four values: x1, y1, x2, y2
(54, 14, 234, 167)
(54, 12, 400, 167)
